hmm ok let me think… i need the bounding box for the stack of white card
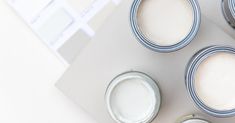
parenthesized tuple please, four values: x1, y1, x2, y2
(6, 0, 122, 64)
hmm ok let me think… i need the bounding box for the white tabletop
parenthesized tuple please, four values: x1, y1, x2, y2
(1, 0, 234, 122)
(0, 1, 96, 123)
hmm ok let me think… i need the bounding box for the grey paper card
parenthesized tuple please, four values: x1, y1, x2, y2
(56, 0, 235, 123)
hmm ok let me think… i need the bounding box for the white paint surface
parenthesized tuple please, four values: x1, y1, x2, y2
(182, 119, 208, 123)
(137, 0, 194, 46)
(195, 52, 235, 111)
(107, 76, 159, 123)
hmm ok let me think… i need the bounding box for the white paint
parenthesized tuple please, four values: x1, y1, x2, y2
(182, 119, 209, 123)
(106, 74, 160, 123)
(195, 52, 235, 111)
(137, 0, 194, 46)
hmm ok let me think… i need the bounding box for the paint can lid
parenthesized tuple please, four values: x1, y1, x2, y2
(105, 71, 161, 123)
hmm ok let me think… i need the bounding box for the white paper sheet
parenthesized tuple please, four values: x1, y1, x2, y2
(6, 0, 122, 65)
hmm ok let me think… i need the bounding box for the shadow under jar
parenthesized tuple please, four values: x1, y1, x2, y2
(186, 46, 235, 117)
(130, 0, 201, 52)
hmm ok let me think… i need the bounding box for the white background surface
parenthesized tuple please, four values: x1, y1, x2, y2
(0, 0, 232, 122)
(0, 0, 96, 122)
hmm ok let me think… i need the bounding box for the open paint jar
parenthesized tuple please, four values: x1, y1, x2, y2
(105, 71, 161, 123)
(177, 115, 210, 123)
(222, 0, 235, 28)
(186, 46, 235, 117)
(130, 0, 201, 52)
